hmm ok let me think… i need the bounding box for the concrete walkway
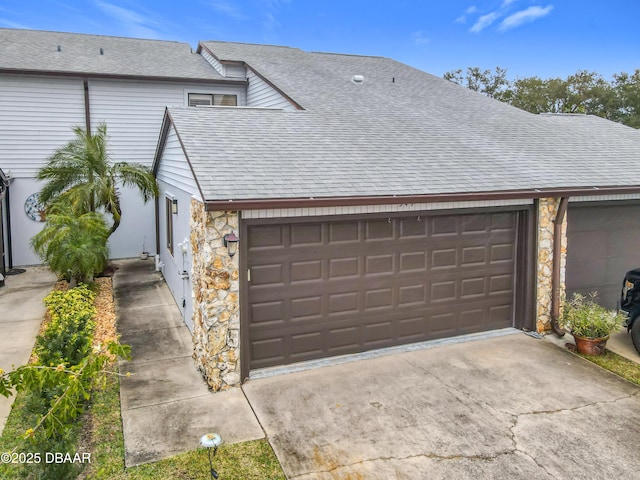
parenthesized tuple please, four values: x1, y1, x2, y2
(0, 266, 57, 434)
(113, 259, 264, 467)
(2, 260, 638, 477)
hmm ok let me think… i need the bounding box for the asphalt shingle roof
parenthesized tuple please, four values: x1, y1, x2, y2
(0, 28, 225, 80)
(169, 42, 640, 202)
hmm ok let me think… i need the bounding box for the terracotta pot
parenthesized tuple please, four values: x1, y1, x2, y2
(572, 334, 609, 355)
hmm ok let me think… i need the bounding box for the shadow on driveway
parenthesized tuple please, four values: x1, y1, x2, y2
(243, 333, 640, 479)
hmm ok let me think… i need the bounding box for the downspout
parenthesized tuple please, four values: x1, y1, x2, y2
(0, 171, 6, 277)
(83, 79, 91, 132)
(5, 177, 13, 270)
(551, 197, 569, 336)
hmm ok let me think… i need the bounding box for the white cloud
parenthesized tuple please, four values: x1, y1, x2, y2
(499, 5, 554, 31)
(95, 1, 162, 39)
(455, 5, 478, 24)
(0, 18, 30, 29)
(205, 1, 248, 20)
(412, 30, 430, 45)
(470, 12, 501, 33)
(501, 0, 516, 7)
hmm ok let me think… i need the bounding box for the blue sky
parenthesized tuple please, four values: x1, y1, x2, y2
(1, 1, 638, 80)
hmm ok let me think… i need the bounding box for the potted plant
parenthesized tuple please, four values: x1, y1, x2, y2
(559, 292, 625, 355)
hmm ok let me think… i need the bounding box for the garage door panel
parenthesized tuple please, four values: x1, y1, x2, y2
(365, 254, 394, 274)
(491, 243, 515, 262)
(431, 249, 458, 269)
(489, 304, 513, 326)
(399, 218, 428, 237)
(290, 296, 323, 320)
(365, 219, 394, 240)
(400, 251, 427, 271)
(399, 284, 427, 305)
(290, 260, 323, 282)
(431, 216, 459, 236)
(290, 223, 323, 245)
(461, 277, 486, 298)
(248, 211, 519, 369)
(251, 301, 285, 325)
(364, 288, 394, 310)
(567, 203, 640, 309)
(329, 257, 359, 277)
(461, 246, 486, 265)
(329, 222, 360, 242)
(462, 214, 489, 233)
(491, 212, 517, 230)
(430, 281, 456, 302)
(248, 225, 285, 249)
(250, 264, 284, 286)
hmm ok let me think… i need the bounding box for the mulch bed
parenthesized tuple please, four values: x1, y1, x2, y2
(30, 277, 118, 364)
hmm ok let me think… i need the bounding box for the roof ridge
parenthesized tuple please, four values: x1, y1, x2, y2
(201, 40, 298, 50)
(0, 27, 191, 46)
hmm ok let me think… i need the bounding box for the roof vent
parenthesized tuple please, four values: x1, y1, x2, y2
(351, 74, 364, 84)
(56, 45, 61, 52)
(100, 48, 104, 55)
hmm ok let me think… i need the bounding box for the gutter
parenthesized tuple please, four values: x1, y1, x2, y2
(0, 68, 248, 86)
(551, 197, 569, 337)
(203, 186, 640, 211)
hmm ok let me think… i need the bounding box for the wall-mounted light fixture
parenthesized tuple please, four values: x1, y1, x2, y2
(171, 198, 178, 215)
(223, 231, 239, 257)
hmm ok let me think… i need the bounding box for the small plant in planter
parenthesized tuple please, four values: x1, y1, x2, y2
(560, 292, 625, 355)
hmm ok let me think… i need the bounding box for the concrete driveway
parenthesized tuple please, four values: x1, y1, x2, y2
(243, 334, 640, 479)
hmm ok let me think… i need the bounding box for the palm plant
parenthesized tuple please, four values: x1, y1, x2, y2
(31, 203, 110, 287)
(37, 124, 158, 235)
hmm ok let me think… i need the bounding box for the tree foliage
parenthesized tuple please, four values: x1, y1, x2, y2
(0, 284, 130, 480)
(30, 203, 110, 286)
(37, 123, 159, 235)
(444, 67, 640, 128)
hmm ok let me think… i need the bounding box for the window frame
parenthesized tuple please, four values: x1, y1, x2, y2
(187, 92, 238, 107)
(165, 196, 174, 256)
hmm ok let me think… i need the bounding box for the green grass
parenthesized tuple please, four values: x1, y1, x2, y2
(78, 371, 286, 480)
(580, 349, 640, 386)
(2, 368, 285, 480)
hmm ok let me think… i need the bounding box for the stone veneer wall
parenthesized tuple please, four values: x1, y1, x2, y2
(536, 198, 567, 332)
(190, 198, 241, 391)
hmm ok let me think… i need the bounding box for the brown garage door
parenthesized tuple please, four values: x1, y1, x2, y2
(247, 211, 519, 370)
(567, 202, 640, 309)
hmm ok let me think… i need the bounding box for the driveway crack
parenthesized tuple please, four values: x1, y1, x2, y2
(288, 449, 522, 479)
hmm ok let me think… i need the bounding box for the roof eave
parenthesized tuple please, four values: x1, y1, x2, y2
(0, 68, 247, 85)
(203, 186, 640, 211)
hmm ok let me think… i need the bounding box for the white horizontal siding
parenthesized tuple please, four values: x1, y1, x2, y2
(570, 194, 640, 202)
(156, 125, 203, 201)
(89, 80, 186, 167)
(89, 79, 246, 167)
(225, 63, 246, 78)
(200, 50, 225, 76)
(242, 198, 533, 219)
(0, 75, 86, 177)
(200, 50, 246, 79)
(246, 69, 296, 110)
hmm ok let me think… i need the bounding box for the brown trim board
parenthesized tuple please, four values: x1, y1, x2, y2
(205, 186, 640, 211)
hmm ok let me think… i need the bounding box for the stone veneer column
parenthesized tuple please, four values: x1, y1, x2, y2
(536, 198, 568, 332)
(190, 199, 241, 391)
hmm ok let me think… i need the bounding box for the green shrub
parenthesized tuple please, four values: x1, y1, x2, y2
(560, 292, 625, 338)
(36, 285, 96, 367)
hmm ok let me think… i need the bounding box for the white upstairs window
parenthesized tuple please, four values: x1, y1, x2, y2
(188, 93, 237, 107)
